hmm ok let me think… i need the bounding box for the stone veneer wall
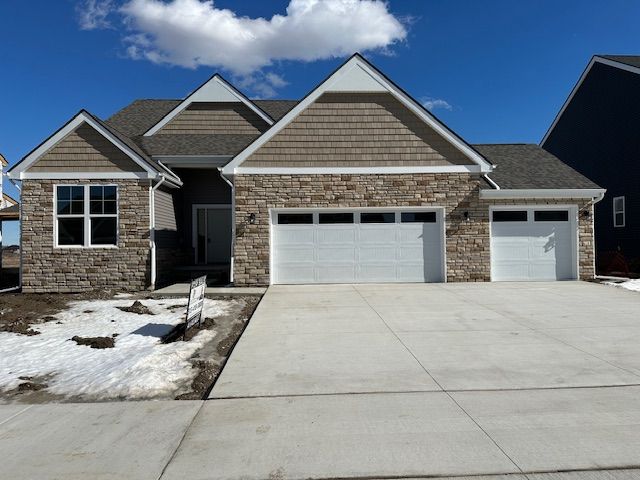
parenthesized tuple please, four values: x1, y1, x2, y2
(21, 179, 151, 293)
(233, 174, 596, 285)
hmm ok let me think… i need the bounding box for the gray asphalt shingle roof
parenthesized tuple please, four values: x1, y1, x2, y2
(138, 134, 259, 157)
(473, 144, 601, 190)
(105, 100, 597, 191)
(600, 55, 640, 69)
(106, 99, 297, 138)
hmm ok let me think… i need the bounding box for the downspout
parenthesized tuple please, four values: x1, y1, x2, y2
(218, 169, 235, 284)
(483, 173, 500, 190)
(589, 189, 606, 279)
(10, 177, 22, 292)
(149, 174, 166, 290)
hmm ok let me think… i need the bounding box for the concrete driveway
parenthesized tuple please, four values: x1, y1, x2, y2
(213, 282, 640, 396)
(157, 282, 640, 480)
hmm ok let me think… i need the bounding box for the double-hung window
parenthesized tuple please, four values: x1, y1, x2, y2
(613, 196, 625, 228)
(55, 185, 118, 247)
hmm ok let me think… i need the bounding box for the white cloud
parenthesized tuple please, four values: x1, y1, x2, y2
(235, 72, 290, 99)
(115, 0, 407, 75)
(77, 0, 114, 30)
(421, 97, 452, 112)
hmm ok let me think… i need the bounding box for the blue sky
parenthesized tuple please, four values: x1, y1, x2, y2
(1, 0, 639, 245)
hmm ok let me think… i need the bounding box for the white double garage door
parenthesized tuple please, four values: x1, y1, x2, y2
(270, 206, 578, 284)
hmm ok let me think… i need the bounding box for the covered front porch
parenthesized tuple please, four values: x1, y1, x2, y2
(155, 167, 234, 287)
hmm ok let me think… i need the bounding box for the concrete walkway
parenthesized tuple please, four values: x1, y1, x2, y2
(2, 282, 640, 479)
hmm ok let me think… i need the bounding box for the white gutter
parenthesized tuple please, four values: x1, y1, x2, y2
(149, 174, 166, 290)
(218, 169, 235, 284)
(480, 188, 606, 199)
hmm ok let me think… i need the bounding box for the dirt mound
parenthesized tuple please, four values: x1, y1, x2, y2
(117, 301, 154, 315)
(71, 335, 115, 349)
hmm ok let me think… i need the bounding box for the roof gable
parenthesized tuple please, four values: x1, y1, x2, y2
(223, 54, 492, 174)
(541, 55, 640, 145)
(7, 110, 172, 181)
(143, 74, 274, 136)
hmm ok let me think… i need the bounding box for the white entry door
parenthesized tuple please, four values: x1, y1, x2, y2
(490, 207, 577, 281)
(271, 209, 445, 284)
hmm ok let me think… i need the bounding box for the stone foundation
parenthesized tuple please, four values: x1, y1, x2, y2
(233, 174, 596, 286)
(21, 179, 151, 293)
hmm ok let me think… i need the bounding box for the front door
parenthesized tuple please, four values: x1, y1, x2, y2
(195, 206, 232, 265)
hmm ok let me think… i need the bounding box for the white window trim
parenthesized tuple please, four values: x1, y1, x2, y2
(53, 184, 119, 249)
(613, 196, 626, 228)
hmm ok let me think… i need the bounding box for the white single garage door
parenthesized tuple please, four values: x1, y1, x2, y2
(490, 207, 577, 281)
(271, 209, 445, 284)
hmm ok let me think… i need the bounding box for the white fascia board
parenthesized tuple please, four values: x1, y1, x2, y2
(144, 75, 273, 136)
(9, 112, 158, 178)
(234, 165, 483, 175)
(541, 56, 640, 145)
(20, 172, 154, 180)
(223, 56, 493, 175)
(480, 188, 606, 199)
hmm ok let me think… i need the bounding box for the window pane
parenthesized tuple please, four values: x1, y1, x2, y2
(319, 213, 353, 224)
(534, 210, 568, 222)
(401, 212, 436, 223)
(57, 200, 71, 215)
(90, 200, 103, 214)
(91, 217, 117, 245)
(615, 212, 625, 226)
(278, 213, 313, 224)
(103, 186, 117, 201)
(58, 218, 84, 245)
(71, 186, 84, 201)
(103, 200, 117, 215)
(70, 200, 84, 215)
(90, 186, 103, 201)
(614, 197, 624, 212)
(56, 186, 71, 201)
(361, 212, 395, 223)
(492, 210, 527, 222)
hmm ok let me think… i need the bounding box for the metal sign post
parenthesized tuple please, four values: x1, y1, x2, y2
(185, 275, 207, 334)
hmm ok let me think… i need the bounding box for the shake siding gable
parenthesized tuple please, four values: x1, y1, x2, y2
(29, 123, 141, 172)
(243, 93, 474, 168)
(158, 102, 269, 135)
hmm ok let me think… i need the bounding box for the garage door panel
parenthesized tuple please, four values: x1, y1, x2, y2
(275, 246, 315, 262)
(491, 208, 576, 282)
(275, 227, 315, 244)
(358, 265, 399, 282)
(317, 246, 355, 262)
(360, 245, 398, 261)
(316, 265, 356, 283)
(274, 264, 316, 284)
(359, 227, 397, 243)
(317, 228, 356, 244)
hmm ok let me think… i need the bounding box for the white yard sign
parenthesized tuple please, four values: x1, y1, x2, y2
(186, 275, 207, 330)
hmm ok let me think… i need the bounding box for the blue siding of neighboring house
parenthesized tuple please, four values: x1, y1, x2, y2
(543, 61, 640, 271)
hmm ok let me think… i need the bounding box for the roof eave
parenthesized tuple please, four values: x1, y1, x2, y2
(479, 188, 606, 199)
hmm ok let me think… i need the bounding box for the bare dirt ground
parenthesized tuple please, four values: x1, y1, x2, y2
(0, 291, 261, 403)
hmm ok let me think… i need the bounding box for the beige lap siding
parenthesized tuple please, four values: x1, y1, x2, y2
(233, 174, 596, 286)
(21, 179, 151, 293)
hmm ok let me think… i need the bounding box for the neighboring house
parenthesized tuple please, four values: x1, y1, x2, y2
(542, 55, 640, 274)
(8, 54, 604, 293)
(0, 154, 19, 209)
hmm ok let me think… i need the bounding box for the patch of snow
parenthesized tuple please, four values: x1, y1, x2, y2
(0, 298, 231, 400)
(604, 279, 640, 292)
